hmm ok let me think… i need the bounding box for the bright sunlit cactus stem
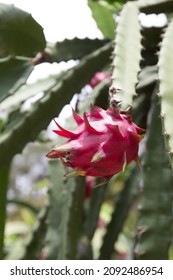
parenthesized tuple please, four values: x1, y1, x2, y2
(46, 104, 144, 181)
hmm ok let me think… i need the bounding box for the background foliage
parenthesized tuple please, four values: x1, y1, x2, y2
(0, 0, 173, 260)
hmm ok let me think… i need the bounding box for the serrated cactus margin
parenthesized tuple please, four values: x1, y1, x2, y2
(134, 95, 173, 260)
(0, 43, 112, 168)
(111, 2, 142, 110)
(0, 165, 10, 260)
(47, 38, 110, 62)
(66, 177, 85, 260)
(99, 166, 140, 260)
(46, 161, 75, 260)
(159, 18, 173, 171)
(139, 0, 173, 14)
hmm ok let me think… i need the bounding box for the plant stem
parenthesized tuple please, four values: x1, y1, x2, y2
(0, 165, 10, 260)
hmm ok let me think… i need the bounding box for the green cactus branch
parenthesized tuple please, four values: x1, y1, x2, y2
(66, 177, 85, 260)
(111, 1, 142, 110)
(7, 199, 39, 214)
(138, 0, 173, 14)
(0, 42, 112, 168)
(85, 182, 107, 241)
(88, 0, 115, 39)
(99, 166, 140, 260)
(0, 71, 64, 112)
(0, 3, 46, 58)
(46, 161, 75, 260)
(134, 94, 173, 260)
(0, 165, 10, 260)
(159, 17, 173, 170)
(78, 180, 108, 260)
(133, 25, 163, 128)
(78, 79, 110, 114)
(0, 57, 33, 103)
(21, 206, 49, 260)
(47, 38, 110, 62)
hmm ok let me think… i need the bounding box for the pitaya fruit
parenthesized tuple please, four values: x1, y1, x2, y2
(89, 72, 110, 88)
(46, 104, 144, 181)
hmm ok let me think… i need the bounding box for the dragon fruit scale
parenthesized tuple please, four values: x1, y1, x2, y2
(46, 104, 144, 180)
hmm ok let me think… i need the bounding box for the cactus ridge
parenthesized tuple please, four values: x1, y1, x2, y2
(47, 38, 110, 62)
(21, 205, 49, 260)
(134, 94, 173, 260)
(159, 17, 173, 170)
(0, 43, 112, 167)
(139, 0, 173, 14)
(111, 2, 142, 110)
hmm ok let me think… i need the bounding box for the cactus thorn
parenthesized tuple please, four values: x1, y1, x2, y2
(134, 245, 146, 258)
(136, 226, 148, 236)
(168, 150, 173, 156)
(160, 112, 165, 118)
(163, 132, 169, 138)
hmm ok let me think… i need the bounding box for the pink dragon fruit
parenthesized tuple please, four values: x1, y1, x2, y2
(46, 104, 144, 181)
(89, 71, 110, 88)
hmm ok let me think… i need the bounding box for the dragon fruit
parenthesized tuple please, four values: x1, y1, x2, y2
(89, 72, 110, 88)
(46, 104, 144, 181)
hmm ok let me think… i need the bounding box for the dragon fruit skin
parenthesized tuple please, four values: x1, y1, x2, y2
(89, 72, 110, 88)
(46, 104, 144, 180)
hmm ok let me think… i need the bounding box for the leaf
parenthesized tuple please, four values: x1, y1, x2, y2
(0, 3, 46, 58)
(0, 56, 33, 103)
(48, 38, 110, 62)
(111, 2, 142, 110)
(88, 0, 115, 39)
(139, 0, 173, 14)
(159, 17, 173, 170)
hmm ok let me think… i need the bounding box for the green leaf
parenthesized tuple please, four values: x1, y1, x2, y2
(48, 38, 110, 62)
(159, 17, 173, 170)
(0, 57, 33, 103)
(88, 0, 115, 39)
(111, 2, 142, 110)
(139, 0, 173, 14)
(0, 3, 46, 57)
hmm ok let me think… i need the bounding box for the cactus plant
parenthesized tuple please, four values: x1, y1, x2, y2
(0, 0, 173, 260)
